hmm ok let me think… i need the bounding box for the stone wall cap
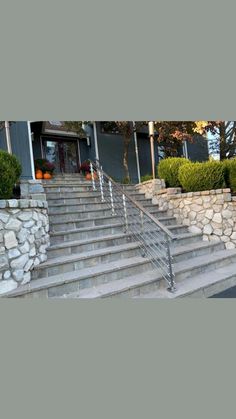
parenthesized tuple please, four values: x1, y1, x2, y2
(0, 199, 48, 209)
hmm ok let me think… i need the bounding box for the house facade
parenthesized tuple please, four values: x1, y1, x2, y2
(0, 121, 209, 182)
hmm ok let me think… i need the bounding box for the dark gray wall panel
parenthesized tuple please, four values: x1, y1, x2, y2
(0, 128, 7, 151)
(187, 135, 209, 162)
(10, 122, 33, 179)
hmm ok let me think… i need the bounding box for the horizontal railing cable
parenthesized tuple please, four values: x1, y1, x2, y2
(89, 161, 176, 291)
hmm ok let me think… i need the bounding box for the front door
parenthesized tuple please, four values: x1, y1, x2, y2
(43, 138, 79, 173)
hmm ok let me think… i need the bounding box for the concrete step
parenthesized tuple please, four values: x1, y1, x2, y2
(48, 208, 175, 224)
(134, 260, 236, 298)
(62, 249, 236, 299)
(171, 232, 203, 247)
(46, 194, 153, 206)
(49, 209, 176, 227)
(4, 256, 154, 298)
(49, 214, 123, 232)
(171, 240, 224, 264)
(41, 237, 224, 281)
(47, 233, 134, 259)
(32, 242, 142, 280)
(49, 222, 126, 244)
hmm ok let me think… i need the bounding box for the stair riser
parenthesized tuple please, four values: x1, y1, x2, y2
(47, 259, 153, 297)
(44, 186, 93, 197)
(18, 259, 153, 298)
(48, 200, 110, 209)
(172, 242, 224, 264)
(171, 234, 203, 247)
(168, 225, 189, 235)
(48, 206, 165, 218)
(48, 212, 176, 227)
(50, 224, 125, 244)
(48, 235, 133, 259)
(46, 196, 153, 206)
(49, 216, 123, 232)
(32, 247, 142, 280)
(176, 254, 236, 283)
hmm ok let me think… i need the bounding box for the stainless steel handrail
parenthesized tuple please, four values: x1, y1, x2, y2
(89, 160, 176, 291)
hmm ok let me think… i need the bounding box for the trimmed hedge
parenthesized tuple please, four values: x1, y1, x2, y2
(0, 150, 22, 199)
(222, 159, 236, 192)
(141, 174, 153, 182)
(178, 161, 225, 192)
(157, 157, 189, 187)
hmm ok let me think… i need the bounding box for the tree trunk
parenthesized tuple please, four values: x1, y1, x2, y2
(123, 134, 131, 182)
(219, 122, 227, 160)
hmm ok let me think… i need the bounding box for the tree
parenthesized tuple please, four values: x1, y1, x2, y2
(154, 121, 202, 157)
(64, 121, 88, 138)
(198, 121, 236, 160)
(101, 121, 146, 182)
(65, 121, 145, 182)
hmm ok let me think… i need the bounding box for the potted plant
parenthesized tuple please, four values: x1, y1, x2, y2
(34, 159, 55, 179)
(79, 160, 97, 180)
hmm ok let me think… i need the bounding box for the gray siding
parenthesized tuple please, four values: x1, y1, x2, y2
(0, 127, 7, 151)
(137, 135, 159, 178)
(187, 134, 209, 162)
(94, 122, 139, 183)
(10, 122, 33, 179)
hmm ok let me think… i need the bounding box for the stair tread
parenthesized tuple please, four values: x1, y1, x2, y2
(70, 270, 160, 299)
(4, 256, 149, 297)
(49, 214, 175, 225)
(50, 222, 125, 236)
(35, 242, 140, 269)
(135, 260, 236, 298)
(64, 249, 236, 299)
(48, 233, 130, 250)
(171, 239, 223, 256)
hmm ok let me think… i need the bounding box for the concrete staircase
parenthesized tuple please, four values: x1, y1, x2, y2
(6, 174, 236, 298)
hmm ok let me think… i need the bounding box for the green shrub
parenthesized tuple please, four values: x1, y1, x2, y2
(178, 161, 225, 192)
(157, 157, 189, 187)
(0, 150, 22, 199)
(141, 174, 153, 182)
(222, 159, 236, 192)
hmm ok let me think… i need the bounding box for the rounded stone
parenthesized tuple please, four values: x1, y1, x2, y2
(22, 272, 31, 285)
(230, 232, 236, 240)
(8, 248, 21, 260)
(0, 255, 8, 270)
(5, 218, 22, 231)
(203, 224, 213, 235)
(222, 209, 232, 219)
(17, 228, 30, 243)
(19, 241, 30, 254)
(212, 213, 222, 224)
(205, 210, 214, 220)
(10, 254, 29, 270)
(3, 270, 11, 280)
(18, 212, 33, 221)
(24, 220, 35, 228)
(24, 259, 34, 272)
(4, 231, 18, 249)
(12, 270, 24, 282)
(226, 242, 236, 249)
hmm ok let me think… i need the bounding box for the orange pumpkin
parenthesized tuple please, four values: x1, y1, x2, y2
(36, 170, 43, 179)
(85, 173, 92, 180)
(43, 172, 52, 180)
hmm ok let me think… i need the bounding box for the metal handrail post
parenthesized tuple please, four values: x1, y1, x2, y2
(90, 162, 96, 191)
(109, 180, 115, 215)
(98, 169, 104, 202)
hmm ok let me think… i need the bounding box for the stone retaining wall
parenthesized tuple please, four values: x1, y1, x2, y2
(136, 180, 236, 249)
(136, 179, 166, 198)
(0, 199, 49, 294)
